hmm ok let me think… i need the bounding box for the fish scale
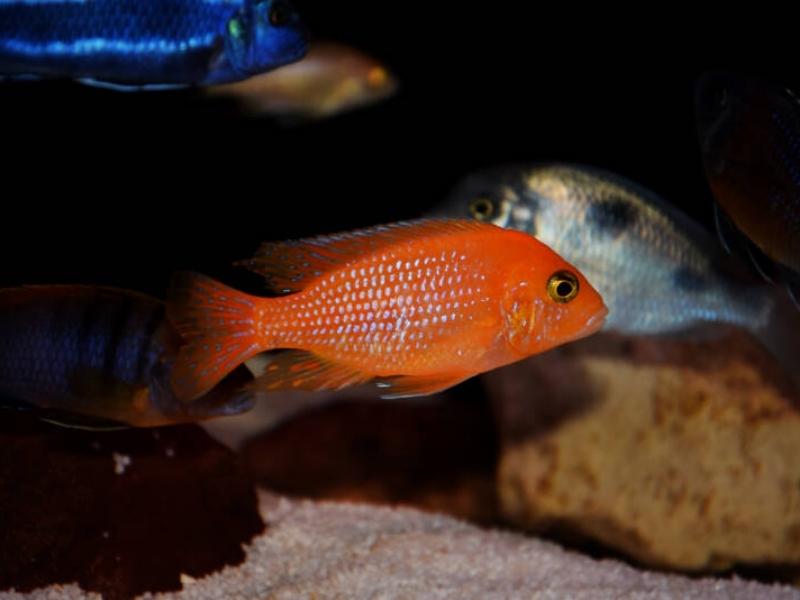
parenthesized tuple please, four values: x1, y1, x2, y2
(0, 289, 160, 408)
(264, 246, 492, 373)
(1, 1, 229, 41)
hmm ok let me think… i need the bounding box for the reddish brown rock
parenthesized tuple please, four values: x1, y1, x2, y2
(0, 412, 264, 600)
(486, 328, 800, 571)
(241, 386, 500, 524)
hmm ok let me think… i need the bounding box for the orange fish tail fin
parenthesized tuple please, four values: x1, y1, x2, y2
(167, 272, 265, 402)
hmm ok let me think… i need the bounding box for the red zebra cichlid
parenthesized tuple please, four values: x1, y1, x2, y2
(167, 219, 607, 402)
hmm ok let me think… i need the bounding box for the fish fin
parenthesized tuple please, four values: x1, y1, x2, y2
(713, 202, 740, 257)
(713, 204, 780, 283)
(0, 396, 129, 431)
(743, 242, 780, 284)
(76, 78, 188, 92)
(243, 352, 272, 378)
(234, 218, 487, 293)
(752, 286, 800, 390)
(786, 272, 800, 311)
(167, 272, 264, 402)
(375, 371, 472, 399)
(248, 350, 371, 392)
(158, 364, 258, 421)
(38, 411, 130, 431)
(0, 285, 160, 310)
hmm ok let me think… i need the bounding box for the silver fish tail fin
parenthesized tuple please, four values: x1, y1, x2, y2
(754, 289, 800, 389)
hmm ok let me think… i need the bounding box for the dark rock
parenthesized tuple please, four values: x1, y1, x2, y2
(242, 384, 500, 524)
(0, 413, 264, 600)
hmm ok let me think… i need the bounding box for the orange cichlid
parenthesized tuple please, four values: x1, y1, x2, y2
(167, 219, 607, 401)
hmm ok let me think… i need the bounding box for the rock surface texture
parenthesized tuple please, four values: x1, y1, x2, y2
(488, 329, 800, 571)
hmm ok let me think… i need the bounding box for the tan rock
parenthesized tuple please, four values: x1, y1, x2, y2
(487, 327, 800, 571)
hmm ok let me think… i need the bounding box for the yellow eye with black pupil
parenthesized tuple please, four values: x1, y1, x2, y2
(469, 198, 494, 220)
(547, 270, 579, 303)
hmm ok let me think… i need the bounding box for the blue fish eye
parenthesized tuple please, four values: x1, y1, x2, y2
(269, 0, 294, 27)
(228, 18, 244, 40)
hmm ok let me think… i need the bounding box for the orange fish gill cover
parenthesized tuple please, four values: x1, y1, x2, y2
(167, 219, 607, 402)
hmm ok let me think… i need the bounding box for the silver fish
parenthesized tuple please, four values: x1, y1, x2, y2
(432, 163, 784, 337)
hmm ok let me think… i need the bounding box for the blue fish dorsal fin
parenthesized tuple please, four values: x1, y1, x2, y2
(234, 218, 487, 294)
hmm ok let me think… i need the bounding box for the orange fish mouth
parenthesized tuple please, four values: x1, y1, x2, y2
(585, 306, 608, 332)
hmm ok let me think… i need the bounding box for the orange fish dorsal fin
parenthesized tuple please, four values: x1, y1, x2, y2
(248, 350, 371, 392)
(235, 218, 489, 293)
(375, 371, 473, 399)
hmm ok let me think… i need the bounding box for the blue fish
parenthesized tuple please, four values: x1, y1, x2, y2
(0, 0, 307, 89)
(0, 286, 254, 428)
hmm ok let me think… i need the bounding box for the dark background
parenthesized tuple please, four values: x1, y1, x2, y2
(0, 5, 793, 297)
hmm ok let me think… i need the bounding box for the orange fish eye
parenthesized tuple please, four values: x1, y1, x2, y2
(546, 270, 579, 303)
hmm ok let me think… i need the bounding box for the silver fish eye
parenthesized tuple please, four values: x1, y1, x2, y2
(469, 197, 495, 221)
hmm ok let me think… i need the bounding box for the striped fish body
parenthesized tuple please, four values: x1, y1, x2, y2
(0, 287, 252, 427)
(0, 0, 307, 86)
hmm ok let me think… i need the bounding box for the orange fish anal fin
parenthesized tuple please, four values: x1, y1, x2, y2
(375, 371, 473, 399)
(167, 272, 264, 402)
(234, 218, 487, 293)
(248, 350, 371, 392)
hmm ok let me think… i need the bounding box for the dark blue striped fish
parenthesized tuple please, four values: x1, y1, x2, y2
(0, 0, 307, 89)
(0, 286, 254, 428)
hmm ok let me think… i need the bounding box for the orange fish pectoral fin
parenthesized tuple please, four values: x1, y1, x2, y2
(234, 219, 488, 293)
(167, 272, 264, 402)
(375, 371, 473, 399)
(247, 350, 371, 392)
